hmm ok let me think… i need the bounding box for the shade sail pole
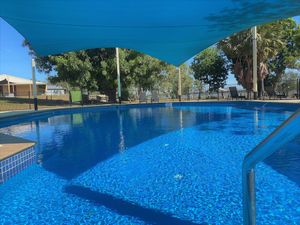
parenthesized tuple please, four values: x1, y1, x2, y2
(178, 67, 182, 102)
(252, 26, 258, 100)
(31, 58, 38, 110)
(116, 48, 121, 103)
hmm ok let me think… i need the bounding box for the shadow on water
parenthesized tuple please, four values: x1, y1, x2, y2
(64, 185, 207, 225)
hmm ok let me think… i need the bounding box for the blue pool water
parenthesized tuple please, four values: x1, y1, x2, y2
(0, 102, 300, 224)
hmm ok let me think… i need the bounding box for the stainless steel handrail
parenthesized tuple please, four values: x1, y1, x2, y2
(243, 108, 300, 225)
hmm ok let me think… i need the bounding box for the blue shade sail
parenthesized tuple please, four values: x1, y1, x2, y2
(1, 0, 300, 65)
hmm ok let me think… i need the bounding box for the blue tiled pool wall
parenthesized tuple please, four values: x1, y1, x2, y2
(0, 102, 299, 129)
(0, 147, 36, 184)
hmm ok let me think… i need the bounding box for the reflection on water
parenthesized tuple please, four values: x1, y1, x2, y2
(118, 109, 125, 152)
(0, 105, 298, 184)
(0, 107, 201, 179)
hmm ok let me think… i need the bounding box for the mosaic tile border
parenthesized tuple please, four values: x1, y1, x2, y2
(0, 147, 35, 184)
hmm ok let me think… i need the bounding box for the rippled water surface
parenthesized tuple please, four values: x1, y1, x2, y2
(0, 103, 299, 225)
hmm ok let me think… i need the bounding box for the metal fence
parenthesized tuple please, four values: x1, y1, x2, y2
(134, 79, 300, 102)
(267, 78, 300, 99)
(0, 79, 299, 112)
(0, 91, 111, 112)
(0, 91, 70, 112)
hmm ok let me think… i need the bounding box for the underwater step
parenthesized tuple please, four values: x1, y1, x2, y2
(0, 133, 35, 184)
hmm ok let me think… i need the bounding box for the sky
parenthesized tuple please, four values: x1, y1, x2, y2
(0, 16, 300, 84)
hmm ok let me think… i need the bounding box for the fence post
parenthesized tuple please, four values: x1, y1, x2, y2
(69, 91, 72, 107)
(298, 79, 300, 99)
(31, 59, 38, 111)
(28, 91, 31, 110)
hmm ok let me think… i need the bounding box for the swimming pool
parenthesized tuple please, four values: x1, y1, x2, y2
(0, 102, 299, 224)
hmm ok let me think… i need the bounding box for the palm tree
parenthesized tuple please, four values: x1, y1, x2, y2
(219, 20, 289, 98)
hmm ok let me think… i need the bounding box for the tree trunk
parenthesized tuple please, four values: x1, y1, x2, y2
(261, 79, 265, 98)
(105, 89, 117, 103)
(198, 89, 201, 100)
(258, 80, 262, 98)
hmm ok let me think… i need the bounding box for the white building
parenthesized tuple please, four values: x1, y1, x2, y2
(45, 85, 67, 95)
(0, 74, 46, 97)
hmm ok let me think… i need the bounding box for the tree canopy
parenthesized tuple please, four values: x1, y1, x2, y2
(191, 47, 228, 92)
(219, 18, 300, 95)
(159, 64, 193, 99)
(23, 41, 169, 102)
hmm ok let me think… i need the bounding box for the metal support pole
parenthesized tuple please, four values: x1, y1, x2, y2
(178, 67, 182, 102)
(298, 79, 300, 99)
(252, 26, 258, 100)
(296, 79, 298, 99)
(7, 77, 10, 96)
(297, 79, 298, 99)
(116, 48, 121, 104)
(31, 58, 38, 110)
(243, 168, 256, 225)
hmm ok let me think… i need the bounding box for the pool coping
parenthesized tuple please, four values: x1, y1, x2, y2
(0, 133, 36, 184)
(0, 100, 299, 125)
(0, 133, 35, 161)
(0, 100, 299, 114)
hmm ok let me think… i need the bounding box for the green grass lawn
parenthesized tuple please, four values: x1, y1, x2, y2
(0, 97, 70, 112)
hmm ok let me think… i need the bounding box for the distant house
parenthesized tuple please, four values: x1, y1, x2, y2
(0, 74, 46, 97)
(46, 85, 67, 95)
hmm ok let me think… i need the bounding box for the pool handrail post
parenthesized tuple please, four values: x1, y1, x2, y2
(242, 108, 300, 225)
(243, 166, 256, 225)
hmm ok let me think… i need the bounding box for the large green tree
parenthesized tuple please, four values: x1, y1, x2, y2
(48, 51, 97, 92)
(159, 64, 193, 99)
(23, 41, 168, 102)
(191, 47, 228, 92)
(123, 50, 167, 93)
(84, 48, 122, 102)
(23, 40, 99, 94)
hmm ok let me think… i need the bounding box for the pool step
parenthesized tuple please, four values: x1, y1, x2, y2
(0, 133, 35, 184)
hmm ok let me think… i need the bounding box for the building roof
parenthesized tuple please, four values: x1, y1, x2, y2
(0, 74, 45, 85)
(1, 1, 300, 65)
